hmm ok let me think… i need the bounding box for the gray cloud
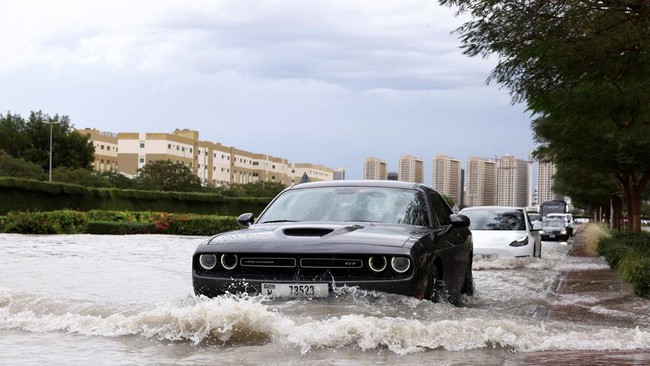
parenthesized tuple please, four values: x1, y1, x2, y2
(0, 0, 535, 182)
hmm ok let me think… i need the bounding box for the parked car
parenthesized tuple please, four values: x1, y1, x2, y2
(192, 180, 474, 305)
(539, 218, 570, 242)
(459, 206, 542, 259)
(546, 213, 574, 236)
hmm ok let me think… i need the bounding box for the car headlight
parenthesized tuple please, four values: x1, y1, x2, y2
(509, 235, 529, 247)
(561, 229, 567, 234)
(538, 230, 544, 234)
(220, 254, 238, 270)
(199, 254, 217, 270)
(390, 256, 411, 273)
(368, 256, 387, 272)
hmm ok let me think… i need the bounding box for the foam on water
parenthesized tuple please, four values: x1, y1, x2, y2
(2, 288, 649, 356)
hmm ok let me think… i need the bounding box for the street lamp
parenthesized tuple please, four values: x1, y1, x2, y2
(48, 120, 61, 182)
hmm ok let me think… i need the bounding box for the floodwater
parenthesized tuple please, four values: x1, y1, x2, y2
(1, 233, 649, 365)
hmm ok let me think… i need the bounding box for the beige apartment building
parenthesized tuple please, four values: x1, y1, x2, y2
(497, 154, 531, 208)
(79, 128, 119, 172)
(465, 157, 498, 207)
(79, 128, 336, 186)
(363, 157, 387, 180)
(537, 161, 560, 204)
(432, 155, 462, 205)
(398, 155, 424, 184)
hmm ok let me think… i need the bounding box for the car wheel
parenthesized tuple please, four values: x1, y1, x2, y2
(425, 265, 446, 303)
(461, 258, 474, 297)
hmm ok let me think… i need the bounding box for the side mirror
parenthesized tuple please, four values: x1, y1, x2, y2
(532, 222, 542, 231)
(450, 214, 470, 229)
(435, 214, 470, 239)
(237, 213, 255, 227)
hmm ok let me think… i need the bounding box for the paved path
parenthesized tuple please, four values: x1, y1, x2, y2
(528, 228, 650, 365)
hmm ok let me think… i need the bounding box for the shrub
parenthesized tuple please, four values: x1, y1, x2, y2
(152, 213, 239, 236)
(85, 221, 157, 235)
(0, 209, 239, 236)
(2, 210, 87, 234)
(598, 231, 650, 297)
(86, 210, 138, 222)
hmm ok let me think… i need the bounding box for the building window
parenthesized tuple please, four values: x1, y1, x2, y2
(139, 158, 145, 163)
(168, 144, 171, 149)
(140, 143, 145, 148)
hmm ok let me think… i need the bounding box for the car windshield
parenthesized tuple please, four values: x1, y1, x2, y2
(463, 209, 526, 231)
(258, 186, 429, 226)
(542, 219, 566, 228)
(547, 214, 567, 221)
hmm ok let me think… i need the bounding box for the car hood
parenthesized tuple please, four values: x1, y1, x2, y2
(205, 222, 430, 251)
(470, 230, 528, 246)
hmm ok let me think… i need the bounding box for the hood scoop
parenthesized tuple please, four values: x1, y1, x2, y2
(282, 227, 334, 237)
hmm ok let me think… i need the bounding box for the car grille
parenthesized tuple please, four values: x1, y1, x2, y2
(240, 257, 296, 267)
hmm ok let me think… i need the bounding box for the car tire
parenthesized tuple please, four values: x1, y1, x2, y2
(461, 258, 474, 297)
(425, 265, 446, 303)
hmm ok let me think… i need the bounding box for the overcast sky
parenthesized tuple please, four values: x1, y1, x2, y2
(0, 0, 537, 183)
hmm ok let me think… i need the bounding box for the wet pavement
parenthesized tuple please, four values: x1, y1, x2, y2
(547, 230, 649, 328)
(532, 228, 650, 364)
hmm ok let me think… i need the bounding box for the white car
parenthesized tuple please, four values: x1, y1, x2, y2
(460, 206, 542, 259)
(546, 213, 574, 236)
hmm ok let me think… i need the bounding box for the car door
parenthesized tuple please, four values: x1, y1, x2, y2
(427, 191, 471, 290)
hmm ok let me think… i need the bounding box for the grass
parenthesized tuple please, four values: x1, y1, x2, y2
(571, 222, 611, 257)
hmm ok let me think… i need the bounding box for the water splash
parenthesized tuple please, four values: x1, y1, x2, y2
(2, 288, 649, 355)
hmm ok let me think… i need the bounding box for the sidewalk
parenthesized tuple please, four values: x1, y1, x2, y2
(545, 229, 650, 328)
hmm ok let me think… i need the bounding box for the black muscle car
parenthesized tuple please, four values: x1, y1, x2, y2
(192, 180, 474, 305)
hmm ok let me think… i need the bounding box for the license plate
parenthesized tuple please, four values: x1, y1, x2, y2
(261, 283, 329, 298)
(549, 234, 555, 238)
(477, 254, 498, 260)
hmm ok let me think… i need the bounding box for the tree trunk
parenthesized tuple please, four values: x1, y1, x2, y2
(618, 169, 650, 234)
(611, 196, 622, 231)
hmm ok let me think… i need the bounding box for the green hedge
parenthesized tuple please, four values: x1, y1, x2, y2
(86, 221, 158, 235)
(0, 209, 240, 236)
(2, 210, 87, 234)
(598, 231, 650, 297)
(0, 177, 271, 215)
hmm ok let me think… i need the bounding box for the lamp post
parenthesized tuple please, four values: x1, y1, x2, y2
(48, 120, 60, 182)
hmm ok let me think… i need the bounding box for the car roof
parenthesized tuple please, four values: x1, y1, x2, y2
(460, 205, 525, 211)
(286, 180, 425, 191)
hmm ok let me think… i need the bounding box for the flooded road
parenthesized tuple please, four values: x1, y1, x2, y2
(1, 233, 649, 365)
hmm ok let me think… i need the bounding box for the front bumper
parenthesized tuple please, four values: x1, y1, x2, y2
(473, 243, 534, 259)
(541, 233, 569, 241)
(192, 272, 422, 298)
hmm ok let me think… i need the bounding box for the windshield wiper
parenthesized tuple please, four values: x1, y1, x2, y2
(261, 219, 299, 223)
